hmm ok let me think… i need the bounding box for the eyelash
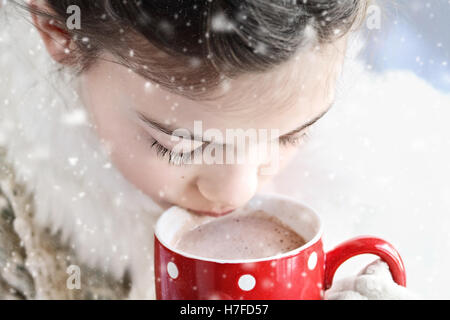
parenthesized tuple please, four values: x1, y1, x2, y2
(150, 131, 310, 166)
(150, 140, 199, 166)
(279, 131, 310, 147)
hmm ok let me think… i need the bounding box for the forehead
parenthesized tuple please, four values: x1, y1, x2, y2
(93, 40, 345, 133)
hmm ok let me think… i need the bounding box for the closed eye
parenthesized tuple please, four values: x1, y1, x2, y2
(149, 139, 202, 166)
(278, 131, 310, 147)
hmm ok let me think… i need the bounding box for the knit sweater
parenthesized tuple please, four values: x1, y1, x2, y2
(0, 146, 132, 299)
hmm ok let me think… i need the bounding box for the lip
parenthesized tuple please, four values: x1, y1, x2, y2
(187, 208, 236, 217)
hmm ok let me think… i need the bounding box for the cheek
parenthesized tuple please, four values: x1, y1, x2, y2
(255, 147, 299, 186)
(79, 68, 198, 207)
(86, 105, 192, 206)
(105, 128, 194, 206)
(114, 153, 189, 208)
(276, 147, 300, 172)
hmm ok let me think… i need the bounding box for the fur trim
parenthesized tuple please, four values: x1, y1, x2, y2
(0, 3, 163, 299)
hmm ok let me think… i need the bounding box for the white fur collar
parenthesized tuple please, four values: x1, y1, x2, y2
(0, 3, 163, 299)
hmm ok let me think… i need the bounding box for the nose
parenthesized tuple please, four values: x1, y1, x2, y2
(196, 163, 259, 210)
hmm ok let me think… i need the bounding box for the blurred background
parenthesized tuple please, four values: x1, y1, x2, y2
(266, 0, 450, 299)
(362, 0, 449, 93)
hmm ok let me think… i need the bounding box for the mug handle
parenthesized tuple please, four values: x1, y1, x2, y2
(324, 236, 407, 290)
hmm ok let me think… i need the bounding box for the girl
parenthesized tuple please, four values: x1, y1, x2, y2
(0, 0, 415, 299)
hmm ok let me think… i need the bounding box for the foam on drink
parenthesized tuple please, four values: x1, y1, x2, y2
(173, 210, 306, 260)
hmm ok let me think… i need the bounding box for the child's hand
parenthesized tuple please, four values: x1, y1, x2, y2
(325, 260, 419, 300)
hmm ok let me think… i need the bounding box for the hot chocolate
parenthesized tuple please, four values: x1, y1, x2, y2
(173, 210, 306, 260)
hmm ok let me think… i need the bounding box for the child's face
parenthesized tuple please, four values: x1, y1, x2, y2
(78, 39, 346, 216)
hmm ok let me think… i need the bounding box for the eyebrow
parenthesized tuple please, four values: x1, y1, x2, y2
(136, 101, 334, 143)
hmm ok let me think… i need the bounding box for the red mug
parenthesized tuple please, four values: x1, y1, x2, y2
(154, 194, 406, 300)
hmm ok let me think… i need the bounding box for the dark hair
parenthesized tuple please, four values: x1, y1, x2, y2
(15, 0, 368, 99)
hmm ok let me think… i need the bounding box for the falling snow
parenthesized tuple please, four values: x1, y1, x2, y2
(0, 0, 449, 300)
(211, 12, 235, 32)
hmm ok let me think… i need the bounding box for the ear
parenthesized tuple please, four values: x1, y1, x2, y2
(30, 0, 74, 64)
